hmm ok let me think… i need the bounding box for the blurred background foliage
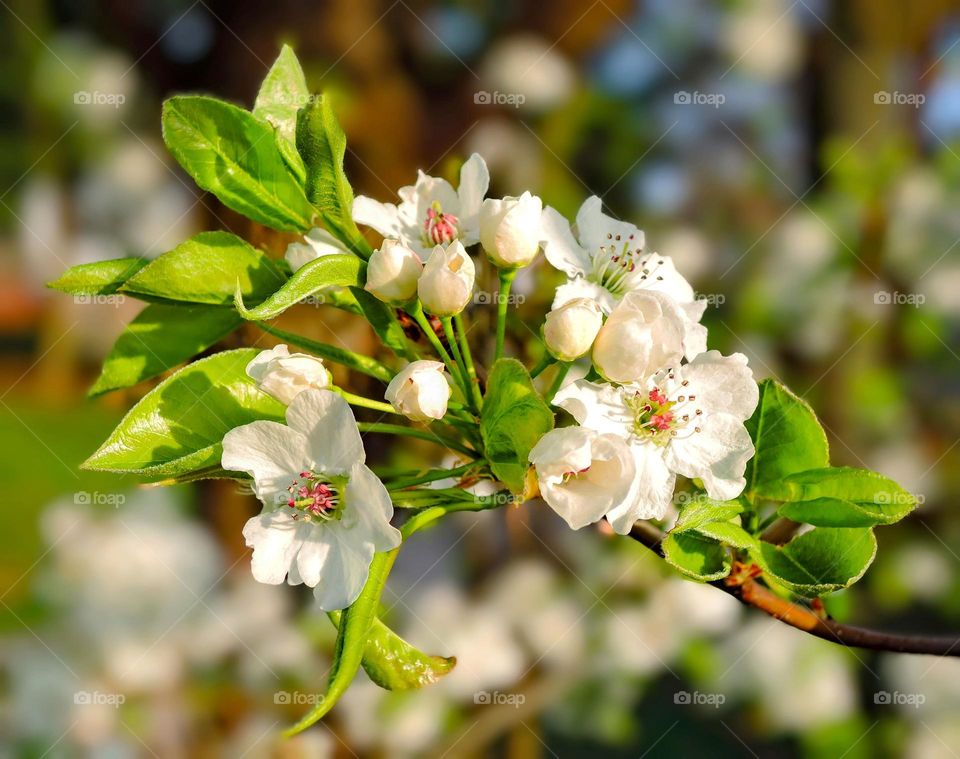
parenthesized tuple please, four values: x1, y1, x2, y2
(2, 0, 960, 756)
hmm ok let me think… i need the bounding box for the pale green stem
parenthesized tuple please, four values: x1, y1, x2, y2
(495, 268, 517, 361)
(453, 313, 484, 409)
(545, 362, 571, 402)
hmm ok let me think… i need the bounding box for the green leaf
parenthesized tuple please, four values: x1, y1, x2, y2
(296, 96, 370, 256)
(673, 495, 746, 533)
(744, 379, 829, 493)
(690, 520, 757, 550)
(47, 257, 149, 295)
(162, 95, 314, 231)
(753, 527, 877, 597)
(328, 611, 455, 691)
(348, 286, 411, 358)
(234, 253, 364, 320)
(83, 348, 285, 479)
(90, 304, 243, 396)
(662, 531, 731, 581)
(253, 44, 309, 144)
(285, 549, 398, 736)
(121, 231, 285, 305)
(480, 359, 554, 492)
(765, 467, 917, 527)
(257, 323, 395, 383)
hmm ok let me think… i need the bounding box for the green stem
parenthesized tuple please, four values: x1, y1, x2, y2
(441, 317, 475, 411)
(335, 389, 397, 416)
(387, 463, 479, 490)
(256, 323, 395, 383)
(495, 268, 517, 361)
(530, 353, 555, 379)
(357, 422, 476, 457)
(453, 313, 484, 409)
(545, 362, 571, 402)
(406, 303, 468, 398)
(401, 493, 509, 539)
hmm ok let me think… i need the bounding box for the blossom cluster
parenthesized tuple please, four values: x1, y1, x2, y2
(224, 153, 759, 611)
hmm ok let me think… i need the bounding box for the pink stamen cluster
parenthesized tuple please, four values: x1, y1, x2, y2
(287, 471, 338, 519)
(423, 202, 460, 245)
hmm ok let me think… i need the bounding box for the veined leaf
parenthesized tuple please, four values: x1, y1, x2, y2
(744, 379, 829, 493)
(162, 95, 314, 231)
(284, 549, 398, 736)
(47, 257, 149, 295)
(662, 531, 731, 581)
(122, 231, 285, 305)
(480, 359, 554, 493)
(673, 495, 746, 533)
(253, 44, 309, 144)
(90, 304, 242, 396)
(83, 348, 285, 479)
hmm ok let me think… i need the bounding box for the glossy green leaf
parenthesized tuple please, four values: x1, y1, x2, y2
(662, 531, 731, 581)
(285, 549, 398, 736)
(296, 96, 370, 255)
(256, 323, 395, 383)
(328, 611, 456, 691)
(762, 467, 917, 526)
(47, 257, 148, 295)
(162, 95, 314, 231)
(673, 495, 746, 533)
(234, 253, 364, 320)
(83, 348, 285, 479)
(691, 520, 757, 550)
(480, 359, 554, 492)
(744, 379, 829, 493)
(121, 231, 285, 305)
(349, 286, 411, 358)
(90, 304, 242, 396)
(753, 527, 877, 597)
(253, 44, 309, 144)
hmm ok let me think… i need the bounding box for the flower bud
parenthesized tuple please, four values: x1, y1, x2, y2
(592, 291, 685, 383)
(285, 227, 349, 272)
(365, 239, 423, 304)
(246, 345, 330, 405)
(543, 298, 603, 361)
(385, 360, 451, 422)
(480, 191, 543, 268)
(417, 241, 475, 317)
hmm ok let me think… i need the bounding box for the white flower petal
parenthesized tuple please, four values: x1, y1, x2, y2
(607, 445, 676, 531)
(245, 345, 290, 383)
(345, 464, 402, 552)
(295, 522, 334, 587)
(221, 421, 310, 505)
(664, 413, 755, 502)
(678, 351, 759, 422)
(285, 390, 365, 474)
(552, 277, 617, 313)
(552, 380, 631, 439)
(575, 196, 643, 254)
(540, 206, 590, 277)
(457, 153, 490, 239)
(242, 510, 305, 584)
(353, 196, 404, 238)
(311, 524, 376, 611)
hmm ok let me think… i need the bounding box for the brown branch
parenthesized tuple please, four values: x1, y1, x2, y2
(626, 522, 960, 658)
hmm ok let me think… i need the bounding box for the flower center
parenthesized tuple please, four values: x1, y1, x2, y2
(623, 376, 702, 446)
(423, 201, 460, 246)
(286, 471, 345, 522)
(588, 232, 666, 297)
(561, 466, 591, 484)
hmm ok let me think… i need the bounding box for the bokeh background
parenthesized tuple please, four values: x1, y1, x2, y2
(2, 0, 960, 756)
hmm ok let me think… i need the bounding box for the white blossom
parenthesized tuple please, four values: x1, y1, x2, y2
(365, 239, 423, 304)
(385, 361, 451, 422)
(479, 191, 543, 268)
(417, 240, 475, 317)
(221, 390, 401, 610)
(284, 227, 350, 272)
(542, 297, 603, 361)
(246, 345, 329, 405)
